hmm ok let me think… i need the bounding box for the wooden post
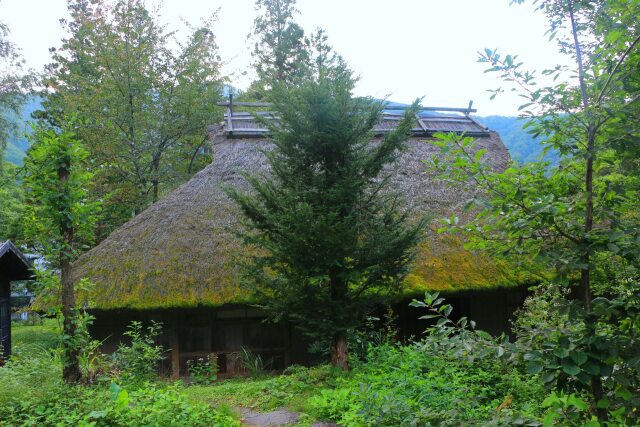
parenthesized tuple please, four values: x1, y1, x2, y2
(466, 100, 474, 116)
(170, 323, 180, 379)
(0, 274, 11, 359)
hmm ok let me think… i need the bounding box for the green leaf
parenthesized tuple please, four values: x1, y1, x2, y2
(570, 351, 587, 366)
(561, 361, 581, 376)
(541, 371, 556, 384)
(541, 392, 559, 407)
(566, 394, 588, 411)
(583, 361, 600, 376)
(527, 362, 543, 374)
(542, 411, 558, 427)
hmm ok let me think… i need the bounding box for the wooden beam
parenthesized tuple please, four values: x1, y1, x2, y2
(226, 108, 233, 133)
(216, 102, 273, 107)
(216, 101, 479, 114)
(415, 114, 428, 131)
(466, 114, 490, 131)
(170, 323, 180, 379)
(422, 117, 476, 123)
(384, 105, 478, 113)
(226, 128, 269, 133)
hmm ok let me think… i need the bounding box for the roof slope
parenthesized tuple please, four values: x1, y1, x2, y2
(72, 127, 520, 310)
(0, 240, 33, 281)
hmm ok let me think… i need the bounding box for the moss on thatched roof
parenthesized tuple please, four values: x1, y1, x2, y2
(72, 129, 520, 310)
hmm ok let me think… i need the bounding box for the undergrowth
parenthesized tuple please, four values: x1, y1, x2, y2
(0, 320, 239, 427)
(183, 364, 342, 413)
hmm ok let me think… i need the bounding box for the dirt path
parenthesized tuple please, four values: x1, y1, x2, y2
(238, 408, 338, 426)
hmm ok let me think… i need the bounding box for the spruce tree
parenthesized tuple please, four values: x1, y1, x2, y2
(229, 48, 425, 370)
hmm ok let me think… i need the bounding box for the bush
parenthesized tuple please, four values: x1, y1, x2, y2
(0, 382, 240, 426)
(112, 321, 165, 384)
(1, 320, 238, 426)
(92, 383, 240, 426)
(186, 353, 218, 385)
(307, 343, 544, 426)
(0, 346, 63, 408)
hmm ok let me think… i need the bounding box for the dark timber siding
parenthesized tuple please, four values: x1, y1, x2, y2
(394, 286, 529, 341)
(89, 305, 309, 377)
(89, 286, 528, 377)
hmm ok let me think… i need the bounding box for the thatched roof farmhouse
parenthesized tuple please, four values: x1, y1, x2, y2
(72, 103, 529, 376)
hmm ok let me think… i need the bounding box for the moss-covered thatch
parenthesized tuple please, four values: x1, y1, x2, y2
(72, 128, 519, 310)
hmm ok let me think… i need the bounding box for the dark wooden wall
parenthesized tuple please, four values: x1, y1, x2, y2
(90, 286, 528, 377)
(89, 305, 308, 377)
(393, 286, 529, 342)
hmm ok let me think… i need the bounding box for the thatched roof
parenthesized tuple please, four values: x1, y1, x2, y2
(72, 109, 522, 310)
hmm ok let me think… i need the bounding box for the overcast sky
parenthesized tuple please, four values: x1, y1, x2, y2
(0, 0, 566, 116)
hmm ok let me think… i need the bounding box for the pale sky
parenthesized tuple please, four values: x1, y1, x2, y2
(0, 0, 566, 116)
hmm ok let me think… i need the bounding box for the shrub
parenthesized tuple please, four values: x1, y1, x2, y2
(308, 343, 544, 426)
(0, 382, 240, 426)
(94, 383, 240, 426)
(186, 353, 218, 385)
(112, 321, 164, 384)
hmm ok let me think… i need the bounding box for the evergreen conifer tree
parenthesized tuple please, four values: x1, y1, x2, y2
(229, 45, 425, 370)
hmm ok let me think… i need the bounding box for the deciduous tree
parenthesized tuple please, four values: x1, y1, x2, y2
(43, 0, 223, 235)
(429, 0, 640, 420)
(23, 118, 100, 383)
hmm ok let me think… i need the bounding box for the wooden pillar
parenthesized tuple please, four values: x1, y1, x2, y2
(170, 321, 180, 379)
(0, 274, 11, 359)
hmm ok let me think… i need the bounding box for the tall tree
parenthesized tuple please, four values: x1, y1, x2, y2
(245, 0, 308, 98)
(430, 0, 640, 419)
(43, 0, 223, 235)
(229, 44, 425, 370)
(23, 118, 100, 383)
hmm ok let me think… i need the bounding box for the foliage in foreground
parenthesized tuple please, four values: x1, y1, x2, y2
(1, 321, 238, 427)
(184, 364, 340, 414)
(308, 344, 543, 426)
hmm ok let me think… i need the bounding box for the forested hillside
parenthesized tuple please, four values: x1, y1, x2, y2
(4, 102, 552, 167)
(3, 97, 40, 165)
(477, 115, 558, 164)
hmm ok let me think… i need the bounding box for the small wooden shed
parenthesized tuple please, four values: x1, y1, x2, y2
(0, 240, 33, 359)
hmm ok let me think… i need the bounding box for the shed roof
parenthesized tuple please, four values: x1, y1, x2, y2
(70, 118, 525, 310)
(0, 241, 33, 281)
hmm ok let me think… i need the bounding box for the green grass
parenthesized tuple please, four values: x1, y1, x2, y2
(4, 321, 547, 426)
(183, 365, 341, 414)
(11, 318, 61, 352)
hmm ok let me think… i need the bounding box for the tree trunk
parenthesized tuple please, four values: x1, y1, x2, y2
(152, 179, 159, 203)
(61, 259, 81, 383)
(569, 3, 606, 421)
(150, 152, 161, 203)
(330, 332, 349, 371)
(58, 155, 81, 384)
